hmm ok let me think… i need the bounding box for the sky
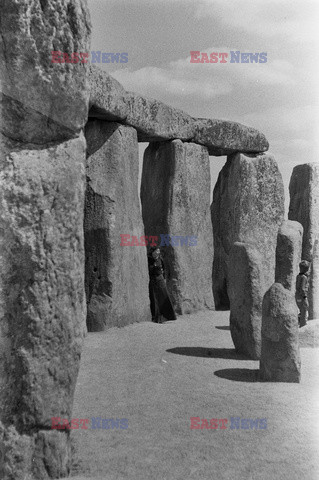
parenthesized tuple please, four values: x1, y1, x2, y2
(87, 0, 319, 215)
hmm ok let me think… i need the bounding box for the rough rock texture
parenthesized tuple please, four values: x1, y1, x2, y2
(275, 220, 303, 291)
(141, 140, 214, 314)
(228, 242, 264, 359)
(309, 239, 319, 320)
(88, 68, 269, 154)
(84, 120, 151, 331)
(0, 422, 71, 480)
(289, 163, 319, 320)
(125, 93, 196, 142)
(193, 118, 269, 156)
(260, 283, 300, 382)
(0, 0, 91, 144)
(212, 152, 285, 309)
(88, 65, 129, 121)
(0, 134, 87, 478)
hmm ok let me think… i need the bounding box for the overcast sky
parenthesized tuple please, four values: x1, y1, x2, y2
(87, 0, 319, 214)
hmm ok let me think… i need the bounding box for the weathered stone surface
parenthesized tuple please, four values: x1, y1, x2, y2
(289, 163, 319, 320)
(0, 0, 91, 144)
(228, 242, 264, 359)
(88, 68, 269, 154)
(0, 134, 86, 477)
(193, 118, 269, 156)
(309, 239, 319, 320)
(88, 65, 129, 121)
(0, 422, 71, 480)
(141, 140, 214, 314)
(125, 92, 196, 142)
(260, 283, 300, 382)
(275, 220, 303, 291)
(289, 163, 319, 260)
(212, 152, 285, 309)
(84, 120, 151, 331)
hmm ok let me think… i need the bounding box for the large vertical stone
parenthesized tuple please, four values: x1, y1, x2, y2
(228, 242, 264, 359)
(212, 152, 285, 310)
(260, 283, 300, 383)
(84, 120, 151, 331)
(0, 134, 87, 478)
(275, 220, 303, 291)
(289, 163, 319, 320)
(141, 140, 214, 314)
(309, 239, 319, 319)
(0, 0, 91, 144)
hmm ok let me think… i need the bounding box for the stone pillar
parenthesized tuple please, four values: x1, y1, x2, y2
(228, 242, 264, 359)
(0, 134, 87, 479)
(309, 239, 319, 319)
(211, 152, 285, 310)
(260, 283, 300, 382)
(141, 140, 214, 315)
(289, 163, 319, 319)
(0, 1, 91, 477)
(275, 220, 303, 291)
(84, 120, 151, 331)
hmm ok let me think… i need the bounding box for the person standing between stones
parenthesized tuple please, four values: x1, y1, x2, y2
(148, 246, 177, 323)
(295, 260, 310, 327)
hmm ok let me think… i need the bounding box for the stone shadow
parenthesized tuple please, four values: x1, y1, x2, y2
(166, 347, 250, 360)
(214, 368, 259, 382)
(215, 326, 230, 331)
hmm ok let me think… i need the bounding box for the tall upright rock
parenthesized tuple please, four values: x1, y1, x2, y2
(0, 1, 91, 478)
(212, 152, 285, 310)
(275, 220, 303, 291)
(141, 140, 214, 314)
(260, 283, 300, 383)
(0, 134, 87, 479)
(289, 163, 319, 320)
(228, 242, 264, 359)
(260, 222, 302, 382)
(84, 120, 151, 331)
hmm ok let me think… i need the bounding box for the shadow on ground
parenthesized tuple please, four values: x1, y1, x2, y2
(214, 368, 259, 382)
(215, 326, 230, 331)
(166, 347, 250, 360)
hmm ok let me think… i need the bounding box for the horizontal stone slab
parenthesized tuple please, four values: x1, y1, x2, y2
(88, 65, 129, 121)
(89, 66, 269, 155)
(125, 92, 196, 142)
(193, 118, 269, 156)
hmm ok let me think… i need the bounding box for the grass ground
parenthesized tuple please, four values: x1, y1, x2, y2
(65, 311, 319, 480)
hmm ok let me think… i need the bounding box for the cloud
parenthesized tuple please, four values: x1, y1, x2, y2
(195, 0, 319, 43)
(112, 48, 296, 107)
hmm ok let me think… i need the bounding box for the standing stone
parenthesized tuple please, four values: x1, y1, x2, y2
(289, 163, 319, 320)
(212, 152, 285, 309)
(84, 120, 150, 331)
(0, 134, 87, 478)
(309, 239, 319, 319)
(141, 140, 214, 314)
(0, 0, 91, 144)
(260, 283, 300, 382)
(275, 220, 303, 291)
(228, 242, 264, 359)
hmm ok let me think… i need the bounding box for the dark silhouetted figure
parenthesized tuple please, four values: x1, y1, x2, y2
(148, 246, 177, 323)
(295, 260, 310, 327)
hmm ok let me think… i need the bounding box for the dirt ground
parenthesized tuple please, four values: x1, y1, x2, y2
(66, 311, 319, 480)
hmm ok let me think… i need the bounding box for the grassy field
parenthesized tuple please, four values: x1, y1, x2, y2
(65, 311, 319, 480)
